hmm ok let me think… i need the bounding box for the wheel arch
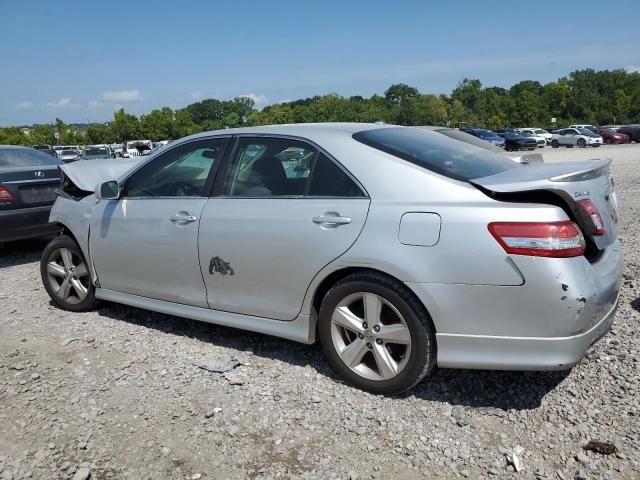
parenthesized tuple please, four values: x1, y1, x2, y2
(310, 266, 436, 334)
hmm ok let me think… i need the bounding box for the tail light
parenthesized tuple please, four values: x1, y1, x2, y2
(488, 221, 585, 258)
(0, 185, 15, 201)
(576, 199, 605, 235)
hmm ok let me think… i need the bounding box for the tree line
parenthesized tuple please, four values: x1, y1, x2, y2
(1, 68, 639, 147)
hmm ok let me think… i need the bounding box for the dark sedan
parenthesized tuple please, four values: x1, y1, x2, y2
(617, 125, 640, 143)
(597, 127, 629, 145)
(460, 128, 506, 148)
(495, 130, 537, 151)
(0, 146, 63, 243)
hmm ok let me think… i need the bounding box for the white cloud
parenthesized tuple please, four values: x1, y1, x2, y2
(47, 97, 78, 109)
(239, 93, 269, 107)
(16, 101, 33, 109)
(101, 89, 142, 103)
(88, 100, 108, 109)
(624, 65, 640, 74)
(189, 90, 203, 100)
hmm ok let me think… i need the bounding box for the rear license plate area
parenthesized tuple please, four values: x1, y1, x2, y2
(20, 185, 58, 203)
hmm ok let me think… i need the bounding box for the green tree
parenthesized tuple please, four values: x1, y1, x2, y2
(110, 108, 140, 141)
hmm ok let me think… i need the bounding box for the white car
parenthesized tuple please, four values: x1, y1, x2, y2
(123, 140, 153, 157)
(569, 124, 599, 134)
(516, 128, 547, 148)
(551, 128, 603, 148)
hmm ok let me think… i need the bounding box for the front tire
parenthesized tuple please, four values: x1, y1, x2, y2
(551, 140, 559, 148)
(318, 272, 436, 394)
(40, 235, 96, 312)
(577, 138, 586, 148)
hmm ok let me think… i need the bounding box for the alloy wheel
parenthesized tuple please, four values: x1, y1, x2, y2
(45, 247, 90, 304)
(330, 292, 412, 381)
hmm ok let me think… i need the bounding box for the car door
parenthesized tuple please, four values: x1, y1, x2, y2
(198, 136, 370, 321)
(90, 137, 229, 307)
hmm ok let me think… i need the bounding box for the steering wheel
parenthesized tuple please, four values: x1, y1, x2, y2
(170, 181, 200, 196)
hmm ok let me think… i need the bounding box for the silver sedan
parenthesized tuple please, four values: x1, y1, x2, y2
(40, 123, 622, 394)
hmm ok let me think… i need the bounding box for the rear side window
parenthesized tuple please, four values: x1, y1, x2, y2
(353, 127, 517, 182)
(308, 153, 364, 197)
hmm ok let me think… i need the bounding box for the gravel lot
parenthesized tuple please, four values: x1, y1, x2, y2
(1, 144, 639, 480)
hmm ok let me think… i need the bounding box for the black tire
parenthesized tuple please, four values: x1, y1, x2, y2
(577, 138, 586, 148)
(593, 144, 600, 148)
(551, 140, 559, 148)
(40, 235, 97, 312)
(605, 138, 612, 145)
(318, 271, 436, 394)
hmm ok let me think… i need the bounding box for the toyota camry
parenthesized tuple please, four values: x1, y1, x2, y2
(40, 123, 622, 394)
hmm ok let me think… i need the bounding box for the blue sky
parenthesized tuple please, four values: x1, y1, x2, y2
(1, 0, 638, 126)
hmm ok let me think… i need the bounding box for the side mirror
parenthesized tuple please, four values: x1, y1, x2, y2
(96, 180, 120, 200)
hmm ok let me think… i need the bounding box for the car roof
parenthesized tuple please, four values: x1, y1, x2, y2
(0, 145, 35, 150)
(180, 122, 389, 145)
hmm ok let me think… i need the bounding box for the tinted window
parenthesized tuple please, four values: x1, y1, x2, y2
(353, 127, 517, 182)
(225, 138, 316, 196)
(126, 139, 226, 197)
(308, 153, 364, 197)
(0, 148, 61, 167)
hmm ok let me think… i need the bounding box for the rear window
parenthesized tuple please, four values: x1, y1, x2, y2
(0, 149, 62, 167)
(353, 127, 518, 182)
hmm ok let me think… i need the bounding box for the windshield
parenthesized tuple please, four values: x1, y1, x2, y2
(578, 128, 598, 137)
(84, 148, 109, 156)
(0, 148, 62, 167)
(475, 129, 496, 138)
(353, 127, 518, 182)
(61, 150, 77, 155)
(534, 129, 546, 135)
(601, 128, 615, 134)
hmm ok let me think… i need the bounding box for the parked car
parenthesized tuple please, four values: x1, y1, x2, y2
(495, 130, 538, 151)
(32, 144, 56, 156)
(58, 149, 81, 163)
(597, 127, 630, 145)
(460, 128, 505, 148)
(39, 124, 621, 394)
(616, 125, 640, 143)
(0, 146, 63, 243)
(569, 124, 599, 134)
(551, 128, 603, 148)
(81, 146, 112, 160)
(516, 128, 551, 146)
(123, 140, 153, 157)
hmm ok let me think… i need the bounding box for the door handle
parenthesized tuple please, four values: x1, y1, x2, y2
(170, 213, 198, 223)
(312, 214, 352, 226)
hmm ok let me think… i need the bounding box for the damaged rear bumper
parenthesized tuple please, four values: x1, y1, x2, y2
(406, 240, 623, 371)
(434, 293, 618, 370)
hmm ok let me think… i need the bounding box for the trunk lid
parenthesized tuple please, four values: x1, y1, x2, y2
(0, 165, 61, 209)
(471, 159, 618, 253)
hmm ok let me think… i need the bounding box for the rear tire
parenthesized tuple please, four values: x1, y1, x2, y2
(318, 271, 436, 394)
(40, 235, 97, 312)
(605, 138, 612, 145)
(551, 140, 559, 148)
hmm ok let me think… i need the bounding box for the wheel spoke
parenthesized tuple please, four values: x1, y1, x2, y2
(59, 248, 74, 270)
(332, 306, 364, 333)
(73, 263, 89, 278)
(339, 338, 368, 368)
(377, 324, 411, 345)
(57, 278, 72, 300)
(47, 262, 66, 277)
(363, 293, 382, 325)
(71, 278, 88, 299)
(372, 343, 398, 380)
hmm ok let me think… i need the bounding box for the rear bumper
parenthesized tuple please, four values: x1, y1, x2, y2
(407, 241, 623, 370)
(0, 206, 61, 242)
(435, 293, 618, 370)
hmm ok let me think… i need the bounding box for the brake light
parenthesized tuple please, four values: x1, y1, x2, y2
(488, 221, 585, 258)
(0, 185, 15, 201)
(576, 199, 605, 235)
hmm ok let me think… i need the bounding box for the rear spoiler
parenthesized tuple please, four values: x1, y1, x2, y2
(470, 159, 611, 193)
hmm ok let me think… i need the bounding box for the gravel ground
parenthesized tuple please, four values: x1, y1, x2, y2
(1, 144, 639, 480)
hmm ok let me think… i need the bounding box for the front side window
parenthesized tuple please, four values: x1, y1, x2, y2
(126, 139, 227, 197)
(224, 138, 317, 196)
